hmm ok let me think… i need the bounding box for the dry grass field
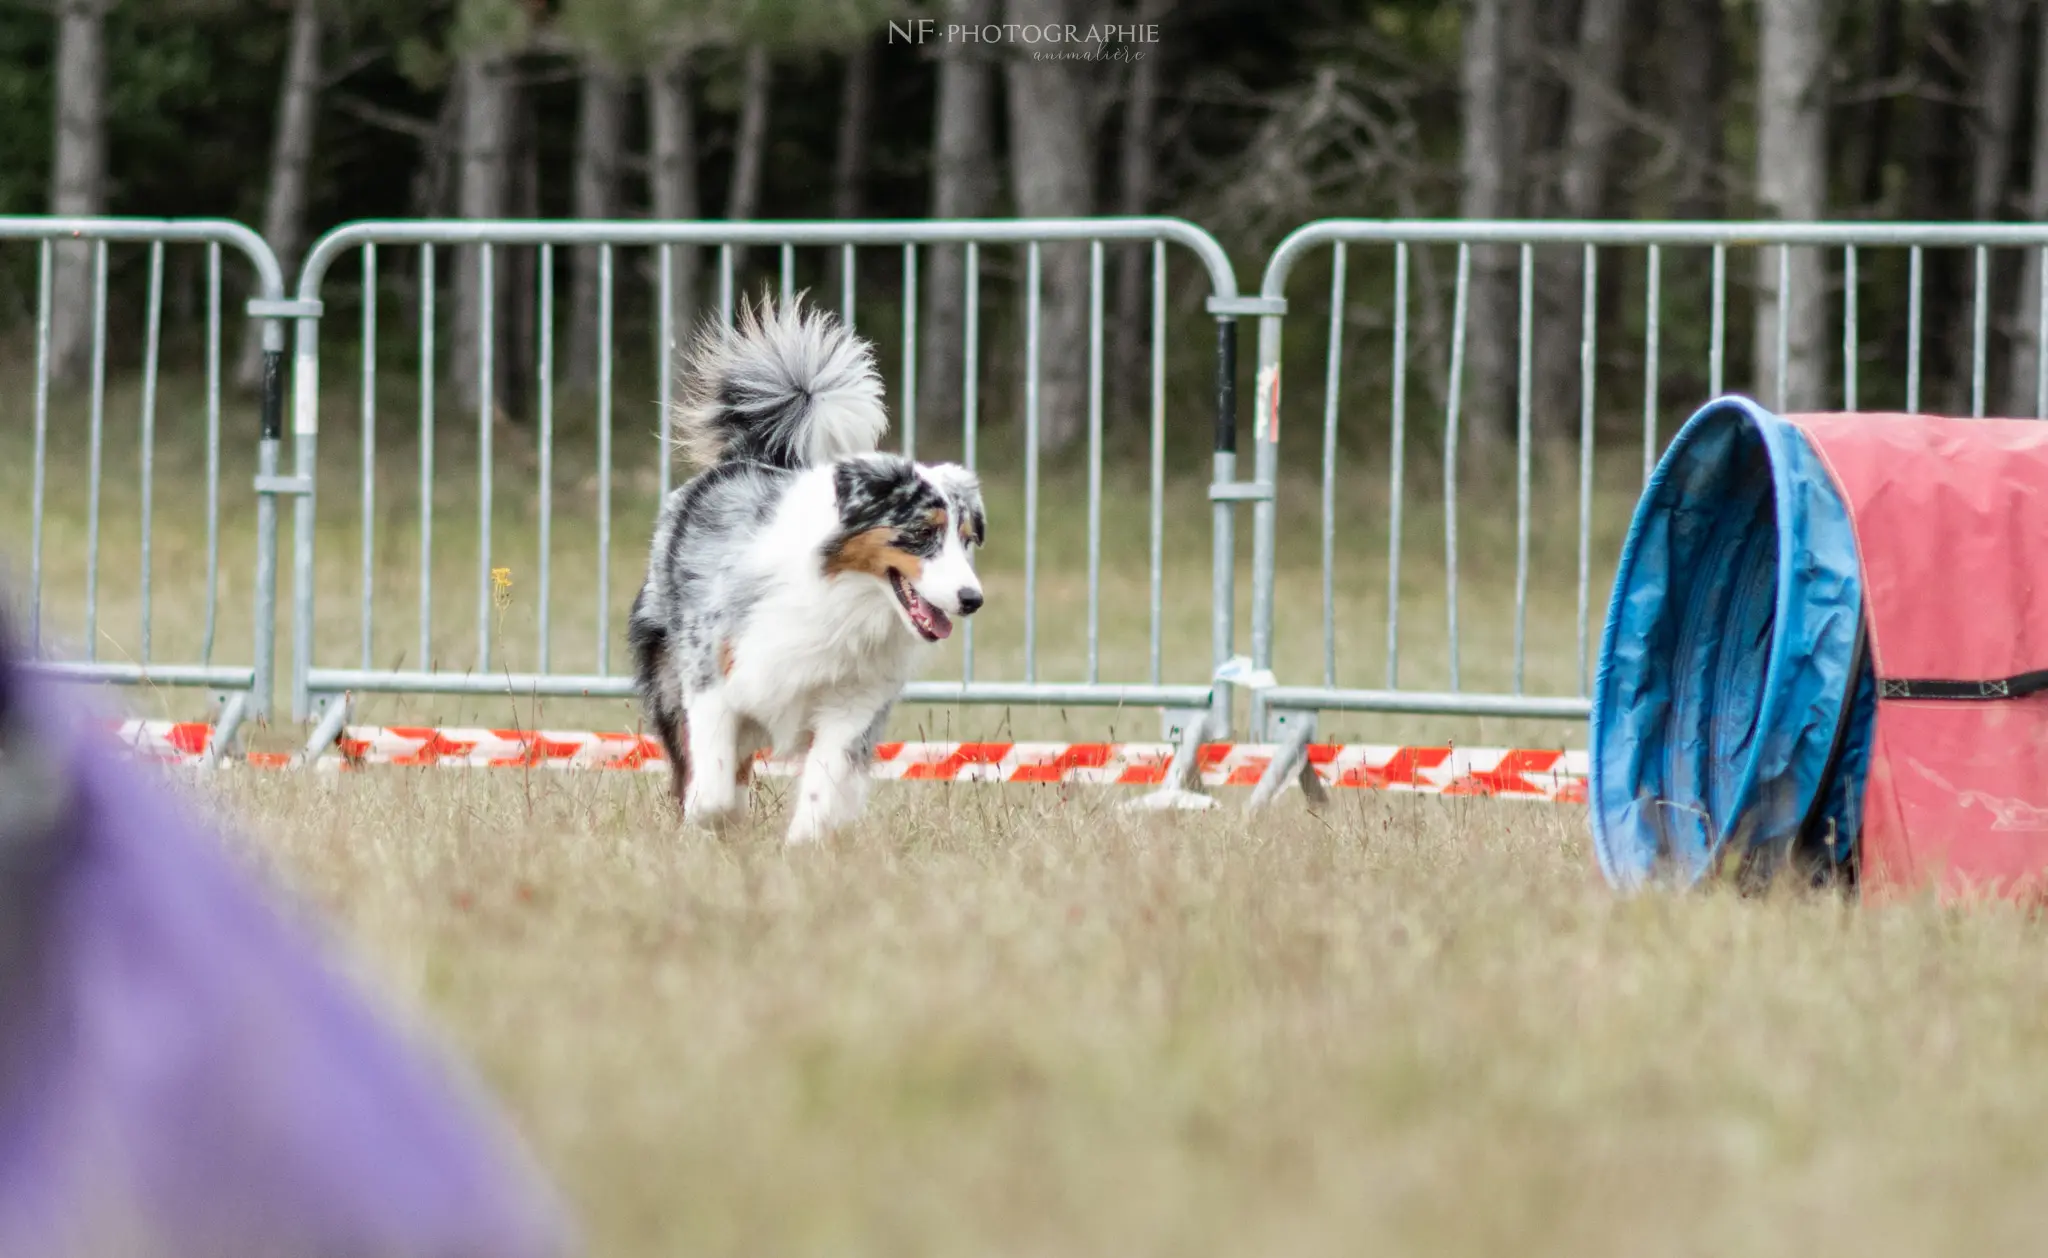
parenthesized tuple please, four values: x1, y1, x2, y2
(16, 366, 2048, 1256)
(204, 770, 2048, 1258)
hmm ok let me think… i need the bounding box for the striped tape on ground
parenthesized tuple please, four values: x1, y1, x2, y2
(105, 721, 1589, 803)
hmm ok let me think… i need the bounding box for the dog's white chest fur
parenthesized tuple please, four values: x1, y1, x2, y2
(721, 473, 921, 754)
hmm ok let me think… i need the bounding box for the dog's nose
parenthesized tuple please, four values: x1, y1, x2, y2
(958, 588, 984, 615)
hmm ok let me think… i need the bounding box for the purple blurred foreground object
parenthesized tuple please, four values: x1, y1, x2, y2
(0, 629, 575, 1258)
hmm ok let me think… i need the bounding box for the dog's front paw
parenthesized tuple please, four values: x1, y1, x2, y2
(683, 786, 745, 832)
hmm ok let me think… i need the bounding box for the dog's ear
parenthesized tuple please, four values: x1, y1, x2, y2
(921, 464, 985, 547)
(830, 455, 919, 532)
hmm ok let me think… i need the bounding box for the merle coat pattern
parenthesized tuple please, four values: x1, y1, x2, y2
(629, 296, 985, 843)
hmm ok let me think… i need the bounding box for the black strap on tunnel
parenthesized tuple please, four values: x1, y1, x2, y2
(1877, 669, 2048, 701)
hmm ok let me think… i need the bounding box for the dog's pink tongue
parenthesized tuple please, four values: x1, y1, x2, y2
(927, 606, 954, 640)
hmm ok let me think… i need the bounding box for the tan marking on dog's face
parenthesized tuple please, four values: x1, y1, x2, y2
(735, 755, 754, 787)
(823, 526, 925, 581)
(718, 640, 736, 677)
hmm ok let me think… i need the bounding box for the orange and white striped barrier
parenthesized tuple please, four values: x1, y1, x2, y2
(104, 720, 1588, 803)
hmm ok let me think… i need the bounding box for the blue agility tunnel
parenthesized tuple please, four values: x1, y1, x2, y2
(1589, 396, 1875, 890)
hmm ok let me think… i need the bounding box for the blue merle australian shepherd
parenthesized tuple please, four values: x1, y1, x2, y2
(628, 296, 986, 843)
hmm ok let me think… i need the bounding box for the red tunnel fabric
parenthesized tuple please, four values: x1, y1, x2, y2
(1790, 413, 2048, 900)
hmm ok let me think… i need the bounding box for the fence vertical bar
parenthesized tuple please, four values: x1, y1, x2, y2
(204, 246, 222, 664)
(286, 277, 318, 724)
(718, 245, 734, 327)
(1248, 283, 1281, 696)
(85, 241, 107, 661)
(658, 245, 673, 499)
(1709, 243, 1726, 396)
(2031, 246, 2048, 420)
(1320, 243, 1346, 689)
(1386, 242, 1409, 689)
(2037, 246, 2048, 418)
(476, 243, 494, 672)
(779, 243, 794, 304)
(1775, 246, 1790, 412)
(1148, 240, 1165, 686)
(1972, 245, 1989, 418)
(1843, 245, 1858, 411)
(1086, 239, 1103, 684)
(1907, 246, 1923, 413)
(360, 244, 377, 670)
(29, 240, 50, 649)
(258, 282, 293, 721)
(1643, 243, 1660, 487)
(902, 243, 919, 461)
(1222, 305, 1247, 739)
(597, 243, 614, 675)
(1444, 244, 1469, 692)
(962, 241, 979, 683)
(842, 244, 856, 324)
(1023, 242, 1040, 684)
(538, 242, 554, 673)
(1513, 243, 1532, 694)
(1576, 244, 1596, 696)
(138, 244, 164, 663)
(418, 244, 436, 673)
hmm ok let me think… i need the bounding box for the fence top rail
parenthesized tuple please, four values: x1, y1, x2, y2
(296, 216, 1239, 302)
(0, 216, 284, 298)
(1259, 218, 2048, 298)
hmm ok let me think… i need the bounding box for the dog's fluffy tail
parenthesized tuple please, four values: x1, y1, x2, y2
(671, 294, 887, 470)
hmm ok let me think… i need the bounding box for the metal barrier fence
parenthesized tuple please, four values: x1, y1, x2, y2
(16, 215, 2048, 787)
(1241, 221, 2048, 804)
(3, 217, 291, 765)
(283, 218, 1260, 774)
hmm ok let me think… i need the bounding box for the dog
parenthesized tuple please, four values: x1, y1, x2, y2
(628, 295, 986, 844)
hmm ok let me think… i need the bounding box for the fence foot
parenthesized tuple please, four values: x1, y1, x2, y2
(291, 694, 352, 770)
(1246, 716, 1326, 812)
(1124, 717, 1217, 812)
(198, 692, 250, 771)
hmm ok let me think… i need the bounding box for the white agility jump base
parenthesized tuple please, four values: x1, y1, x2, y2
(110, 721, 1587, 804)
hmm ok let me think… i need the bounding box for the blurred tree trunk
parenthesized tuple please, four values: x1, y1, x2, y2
(1511, 0, 1569, 218)
(1650, 0, 1725, 411)
(1913, 1, 1973, 412)
(413, 86, 463, 218)
(1852, 0, 1904, 212)
(2008, 6, 2048, 416)
(568, 61, 625, 390)
(921, 0, 999, 437)
(1005, 0, 1095, 452)
(1555, 0, 1627, 220)
(50, 0, 110, 387)
(1113, 0, 1168, 426)
(1459, 0, 1516, 448)
(831, 40, 875, 219)
(1966, 0, 2023, 412)
(237, 0, 323, 389)
(1534, 0, 1630, 438)
(1753, 0, 1830, 411)
(1667, 0, 1725, 220)
(726, 44, 771, 276)
(453, 50, 515, 412)
(1972, 0, 2025, 222)
(504, 77, 539, 424)
(648, 48, 701, 360)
